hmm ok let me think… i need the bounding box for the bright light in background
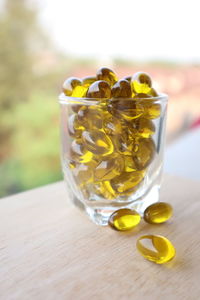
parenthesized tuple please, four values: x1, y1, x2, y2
(37, 0, 200, 62)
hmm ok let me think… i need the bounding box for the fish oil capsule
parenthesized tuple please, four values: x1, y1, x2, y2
(124, 155, 137, 172)
(149, 88, 159, 97)
(136, 235, 176, 264)
(94, 154, 124, 181)
(70, 139, 93, 163)
(82, 130, 114, 156)
(144, 202, 173, 224)
(71, 85, 88, 98)
(62, 77, 82, 96)
(91, 181, 117, 200)
(96, 67, 118, 86)
(108, 208, 141, 231)
(128, 117, 155, 138)
(134, 137, 156, 170)
(111, 79, 132, 98)
(82, 76, 96, 87)
(68, 114, 84, 138)
(103, 114, 123, 136)
(131, 72, 152, 94)
(143, 102, 161, 119)
(73, 163, 93, 185)
(111, 170, 145, 193)
(77, 105, 105, 130)
(123, 75, 132, 82)
(87, 80, 111, 99)
(108, 99, 144, 121)
(113, 134, 135, 156)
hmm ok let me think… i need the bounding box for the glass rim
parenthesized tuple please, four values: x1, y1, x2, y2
(58, 92, 168, 105)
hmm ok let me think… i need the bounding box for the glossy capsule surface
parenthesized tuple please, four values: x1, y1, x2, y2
(77, 106, 104, 130)
(94, 154, 124, 181)
(87, 80, 111, 99)
(71, 85, 88, 98)
(111, 79, 132, 98)
(124, 155, 137, 172)
(144, 202, 173, 224)
(143, 102, 161, 119)
(91, 181, 117, 200)
(136, 235, 176, 264)
(108, 208, 141, 231)
(82, 76, 96, 87)
(73, 163, 93, 185)
(82, 130, 114, 156)
(128, 118, 155, 138)
(133, 138, 156, 170)
(96, 67, 118, 86)
(62, 77, 82, 96)
(111, 170, 145, 193)
(68, 114, 84, 138)
(103, 114, 123, 136)
(70, 139, 93, 163)
(108, 99, 144, 121)
(132, 72, 152, 94)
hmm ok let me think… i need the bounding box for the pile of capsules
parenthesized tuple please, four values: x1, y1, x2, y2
(63, 67, 161, 200)
(62, 68, 175, 264)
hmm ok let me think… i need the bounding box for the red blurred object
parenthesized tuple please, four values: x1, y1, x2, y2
(190, 117, 200, 129)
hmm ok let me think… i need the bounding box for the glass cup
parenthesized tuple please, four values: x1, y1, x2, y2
(59, 93, 168, 225)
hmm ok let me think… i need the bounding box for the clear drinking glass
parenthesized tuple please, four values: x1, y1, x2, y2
(59, 93, 168, 225)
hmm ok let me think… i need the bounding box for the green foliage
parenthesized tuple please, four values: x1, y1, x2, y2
(0, 92, 62, 197)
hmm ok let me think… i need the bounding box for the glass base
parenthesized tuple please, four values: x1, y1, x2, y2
(71, 184, 160, 226)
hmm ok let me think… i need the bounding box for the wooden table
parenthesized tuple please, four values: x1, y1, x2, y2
(0, 175, 200, 300)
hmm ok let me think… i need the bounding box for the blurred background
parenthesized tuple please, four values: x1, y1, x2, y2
(0, 0, 200, 198)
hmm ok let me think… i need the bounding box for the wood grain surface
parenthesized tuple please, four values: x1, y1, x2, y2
(0, 174, 200, 300)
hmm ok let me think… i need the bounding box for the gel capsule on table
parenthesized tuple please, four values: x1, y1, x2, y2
(136, 235, 176, 264)
(144, 202, 173, 224)
(108, 208, 141, 231)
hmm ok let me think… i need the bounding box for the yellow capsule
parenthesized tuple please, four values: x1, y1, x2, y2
(111, 79, 132, 98)
(82, 76, 96, 87)
(123, 75, 132, 82)
(108, 208, 141, 231)
(91, 181, 117, 200)
(77, 106, 104, 130)
(108, 99, 144, 121)
(70, 139, 93, 163)
(82, 130, 114, 156)
(103, 114, 123, 136)
(71, 104, 82, 113)
(144, 202, 173, 224)
(128, 117, 155, 138)
(143, 102, 161, 119)
(69, 160, 76, 169)
(124, 155, 137, 172)
(111, 170, 145, 193)
(131, 72, 152, 94)
(68, 114, 84, 138)
(133, 93, 151, 100)
(87, 80, 111, 99)
(96, 67, 118, 86)
(62, 77, 82, 96)
(136, 235, 176, 264)
(94, 154, 124, 181)
(71, 85, 88, 98)
(113, 134, 135, 156)
(149, 88, 159, 97)
(134, 138, 156, 170)
(73, 163, 93, 185)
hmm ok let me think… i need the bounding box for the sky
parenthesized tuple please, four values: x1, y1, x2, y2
(38, 0, 200, 63)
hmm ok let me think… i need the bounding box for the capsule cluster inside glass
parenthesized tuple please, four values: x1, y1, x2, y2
(63, 68, 161, 201)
